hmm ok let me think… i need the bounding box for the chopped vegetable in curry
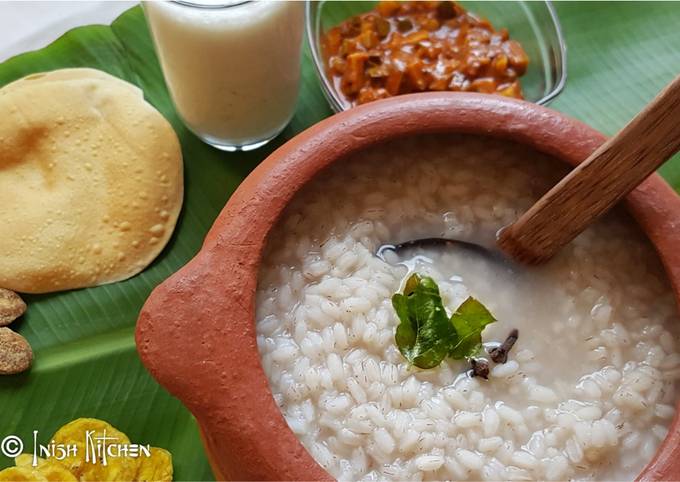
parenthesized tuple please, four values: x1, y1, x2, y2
(322, 1, 530, 106)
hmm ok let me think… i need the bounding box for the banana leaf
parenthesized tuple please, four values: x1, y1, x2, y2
(0, 3, 679, 480)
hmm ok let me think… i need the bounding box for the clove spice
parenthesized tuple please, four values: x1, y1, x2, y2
(470, 358, 489, 379)
(489, 329, 519, 364)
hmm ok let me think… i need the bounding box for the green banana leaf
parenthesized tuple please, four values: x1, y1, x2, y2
(0, 2, 679, 480)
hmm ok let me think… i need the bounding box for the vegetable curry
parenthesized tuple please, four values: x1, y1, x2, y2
(322, 1, 529, 106)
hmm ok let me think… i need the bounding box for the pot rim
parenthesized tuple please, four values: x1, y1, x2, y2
(137, 92, 680, 481)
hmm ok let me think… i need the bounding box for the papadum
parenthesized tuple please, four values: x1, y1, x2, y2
(0, 68, 183, 293)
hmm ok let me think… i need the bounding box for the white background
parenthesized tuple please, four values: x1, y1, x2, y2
(0, 1, 137, 63)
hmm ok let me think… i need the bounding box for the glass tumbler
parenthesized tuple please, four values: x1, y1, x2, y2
(144, 1, 305, 151)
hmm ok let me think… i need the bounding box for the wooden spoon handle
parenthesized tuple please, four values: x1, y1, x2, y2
(498, 74, 680, 265)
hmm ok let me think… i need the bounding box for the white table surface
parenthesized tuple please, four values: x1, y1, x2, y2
(0, 1, 137, 63)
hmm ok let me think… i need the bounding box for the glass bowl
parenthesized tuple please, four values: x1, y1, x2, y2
(306, 1, 567, 112)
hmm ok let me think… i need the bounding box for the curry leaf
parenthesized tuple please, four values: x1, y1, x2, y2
(392, 274, 454, 369)
(449, 297, 496, 359)
(392, 292, 415, 357)
(392, 274, 496, 369)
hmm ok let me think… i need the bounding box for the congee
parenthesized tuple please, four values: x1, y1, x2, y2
(256, 135, 680, 481)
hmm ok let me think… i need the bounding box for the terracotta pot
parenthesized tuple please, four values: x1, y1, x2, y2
(136, 93, 680, 481)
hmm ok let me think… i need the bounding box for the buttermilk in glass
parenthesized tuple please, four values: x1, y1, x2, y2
(144, 1, 305, 151)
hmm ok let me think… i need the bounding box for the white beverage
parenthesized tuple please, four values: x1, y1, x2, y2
(144, 1, 305, 151)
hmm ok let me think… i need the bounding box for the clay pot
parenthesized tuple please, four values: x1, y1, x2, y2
(136, 93, 680, 481)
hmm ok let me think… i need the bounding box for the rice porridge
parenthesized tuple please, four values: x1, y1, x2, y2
(255, 135, 680, 481)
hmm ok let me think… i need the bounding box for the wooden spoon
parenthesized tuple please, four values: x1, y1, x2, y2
(498, 74, 680, 264)
(381, 74, 680, 265)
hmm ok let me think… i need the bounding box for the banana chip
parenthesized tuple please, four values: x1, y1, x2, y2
(12, 454, 76, 481)
(37, 462, 79, 482)
(52, 419, 131, 446)
(13, 454, 38, 468)
(51, 418, 136, 481)
(0, 419, 172, 481)
(0, 466, 47, 481)
(135, 448, 173, 482)
(79, 458, 139, 482)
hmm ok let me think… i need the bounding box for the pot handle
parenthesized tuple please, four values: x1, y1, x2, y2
(136, 251, 332, 481)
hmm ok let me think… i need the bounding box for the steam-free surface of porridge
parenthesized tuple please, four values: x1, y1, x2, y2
(256, 135, 680, 481)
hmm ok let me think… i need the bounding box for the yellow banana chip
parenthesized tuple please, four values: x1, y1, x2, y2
(12, 454, 76, 481)
(14, 454, 39, 468)
(36, 462, 78, 482)
(2, 419, 173, 482)
(51, 418, 137, 481)
(0, 466, 47, 481)
(52, 418, 131, 446)
(78, 458, 139, 482)
(135, 447, 173, 482)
